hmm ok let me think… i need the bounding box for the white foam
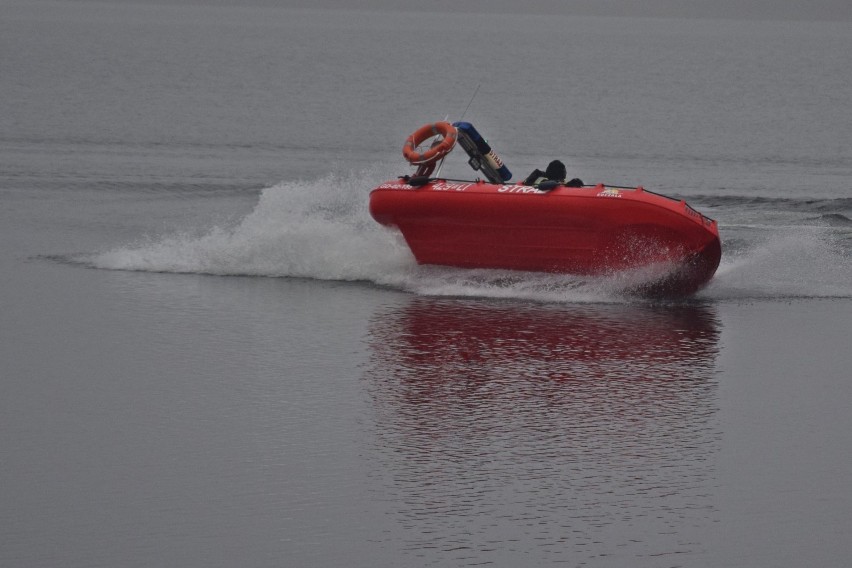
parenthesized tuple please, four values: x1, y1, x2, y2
(705, 227, 852, 299)
(92, 168, 414, 281)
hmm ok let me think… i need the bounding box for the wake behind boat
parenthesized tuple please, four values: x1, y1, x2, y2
(369, 121, 721, 297)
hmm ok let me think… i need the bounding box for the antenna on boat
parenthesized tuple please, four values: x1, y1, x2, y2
(434, 84, 481, 179)
(458, 83, 480, 123)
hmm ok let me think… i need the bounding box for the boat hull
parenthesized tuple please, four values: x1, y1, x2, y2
(369, 179, 721, 296)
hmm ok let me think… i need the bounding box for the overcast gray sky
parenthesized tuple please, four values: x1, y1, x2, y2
(33, 0, 851, 22)
(273, 0, 851, 22)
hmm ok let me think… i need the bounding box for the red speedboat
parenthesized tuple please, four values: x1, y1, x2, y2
(370, 121, 721, 297)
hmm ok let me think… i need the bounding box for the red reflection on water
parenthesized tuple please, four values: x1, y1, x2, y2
(363, 298, 722, 562)
(368, 298, 720, 396)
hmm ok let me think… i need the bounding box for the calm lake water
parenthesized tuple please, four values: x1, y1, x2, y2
(2, 2, 851, 567)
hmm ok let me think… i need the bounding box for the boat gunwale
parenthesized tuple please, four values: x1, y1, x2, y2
(371, 177, 719, 230)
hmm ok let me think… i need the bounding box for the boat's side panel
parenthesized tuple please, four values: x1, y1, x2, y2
(373, 188, 598, 272)
(369, 182, 720, 278)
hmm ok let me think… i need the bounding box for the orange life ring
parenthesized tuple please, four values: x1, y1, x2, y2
(402, 122, 458, 166)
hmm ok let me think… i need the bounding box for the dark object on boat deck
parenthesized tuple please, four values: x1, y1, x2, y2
(537, 180, 561, 192)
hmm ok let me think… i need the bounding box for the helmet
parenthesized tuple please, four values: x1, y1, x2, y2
(545, 160, 567, 182)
